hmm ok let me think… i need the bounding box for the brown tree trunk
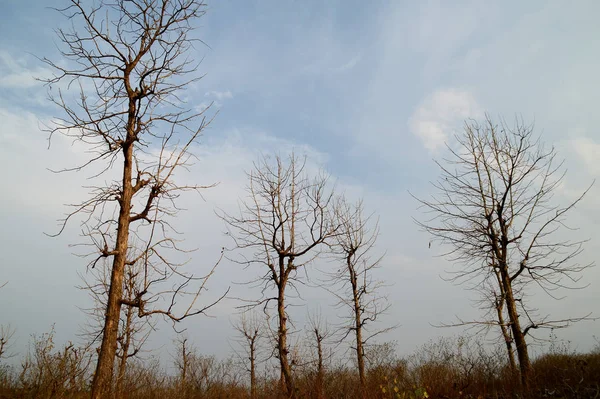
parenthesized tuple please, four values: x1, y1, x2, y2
(277, 272, 294, 398)
(250, 337, 256, 399)
(116, 305, 133, 397)
(500, 268, 531, 389)
(493, 269, 517, 373)
(250, 342, 256, 399)
(315, 331, 324, 399)
(91, 136, 134, 399)
(349, 256, 366, 395)
(496, 302, 517, 374)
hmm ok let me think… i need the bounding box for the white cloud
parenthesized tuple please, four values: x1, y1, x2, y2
(0, 50, 50, 89)
(571, 137, 600, 176)
(205, 90, 233, 101)
(409, 88, 481, 152)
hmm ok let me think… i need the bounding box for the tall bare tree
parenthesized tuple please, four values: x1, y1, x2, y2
(306, 309, 334, 399)
(222, 154, 338, 398)
(42, 1, 224, 397)
(232, 312, 264, 399)
(79, 256, 155, 397)
(328, 198, 391, 394)
(438, 253, 519, 374)
(414, 115, 593, 388)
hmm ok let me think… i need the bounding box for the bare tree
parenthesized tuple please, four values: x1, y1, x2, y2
(328, 198, 391, 394)
(222, 153, 338, 398)
(173, 336, 241, 397)
(0, 283, 15, 362)
(306, 309, 334, 399)
(42, 1, 225, 397)
(232, 312, 264, 399)
(0, 325, 15, 362)
(78, 256, 155, 397)
(438, 254, 519, 375)
(480, 260, 518, 374)
(18, 327, 94, 398)
(414, 115, 593, 388)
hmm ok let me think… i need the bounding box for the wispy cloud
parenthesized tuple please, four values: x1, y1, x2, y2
(571, 137, 600, 175)
(0, 50, 49, 89)
(205, 90, 233, 101)
(409, 88, 481, 152)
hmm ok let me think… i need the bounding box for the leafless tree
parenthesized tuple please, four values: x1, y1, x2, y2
(414, 115, 593, 388)
(327, 198, 391, 394)
(0, 325, 16, 362)
(480, 261, 519, 374)
(0, 283, 15, 362)
(78, 256, 155, 397)
(232, 312, 264, 399)
(42, 1, 225, 397)
(173, 336, 241, 397)
(221, 153, 338, 398)
(18, 327, 94, 398)
(306, 309, 334, 399)
(437, 254, 519, 375)
(174, 336, 193, 394)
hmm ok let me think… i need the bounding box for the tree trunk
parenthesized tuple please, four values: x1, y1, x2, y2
(493, 269, 517, 373)
(316, 331, 324, 399)
(91, 140, 134, 398)
(496, 303, 517, 374)
(277, 277, 294, 398)
(349, 256, 366, 395)
(250, 338, 256, 399)
(116, 304, 133, 397)
(500, 268, 531, 389)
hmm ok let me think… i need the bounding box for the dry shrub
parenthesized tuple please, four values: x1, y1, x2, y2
(532, 351, 600, 398)
(2, 331, 600, 398)
(16, 327, 92, 399)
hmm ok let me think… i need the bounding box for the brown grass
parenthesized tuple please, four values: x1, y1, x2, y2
(1, 333, 599, 398)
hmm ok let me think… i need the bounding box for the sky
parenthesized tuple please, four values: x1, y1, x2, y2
(1, 0, 599, 367)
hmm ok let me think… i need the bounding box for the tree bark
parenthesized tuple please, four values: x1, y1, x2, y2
(91, 120, 135, 399)
(493, 268, 517, 373)
(315, 330, 324, 399)
(349, 255, 366, 394)
(277, 271, 294, 398)
(500, 267, 531, 389)
(115, 304, 134, 397)
(250, 338, 256, 399)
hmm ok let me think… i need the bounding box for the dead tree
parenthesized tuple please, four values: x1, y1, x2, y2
(306, 309, 334, 399)
(174, 336, 192, 395)
(328, 198, 391, 394)
(222, 154, 338, 398)
(0, 283, 15, 362)
(414, 115, 593, 388)
(0, 325, 15, 362)
(42, 1, 225, 397)
(79, 256, 155, 397)
(232, 312, 264, 399)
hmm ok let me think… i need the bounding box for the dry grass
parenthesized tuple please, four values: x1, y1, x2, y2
(1, 333, 599, 398)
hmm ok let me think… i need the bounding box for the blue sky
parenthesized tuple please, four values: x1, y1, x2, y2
(1, 0, 599, 365)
